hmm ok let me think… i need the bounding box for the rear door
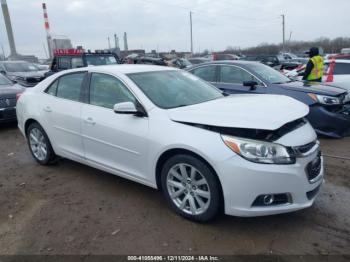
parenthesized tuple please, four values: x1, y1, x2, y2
(81, 72, 150, 181)
(41, 72, 87, 160)
(215, 65, 266, 94)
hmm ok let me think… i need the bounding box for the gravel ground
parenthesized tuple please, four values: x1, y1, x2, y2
(0, 122, 349, 255)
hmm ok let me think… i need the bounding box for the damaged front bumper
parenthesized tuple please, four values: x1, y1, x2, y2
(308, 104, 350, 138)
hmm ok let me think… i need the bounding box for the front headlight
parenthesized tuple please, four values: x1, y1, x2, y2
(308, 93, 341, 105)
(221, 135, 295, 164)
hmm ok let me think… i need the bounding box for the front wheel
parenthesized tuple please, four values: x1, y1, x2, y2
(26, 122, 57, 165)
(161, 154, 222, 222)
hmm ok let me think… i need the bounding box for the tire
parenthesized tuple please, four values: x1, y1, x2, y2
(160, 154, 221, 222)
(26, 122, 57, 165)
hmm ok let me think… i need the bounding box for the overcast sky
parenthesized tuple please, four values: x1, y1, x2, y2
(0, 0, 349, 58)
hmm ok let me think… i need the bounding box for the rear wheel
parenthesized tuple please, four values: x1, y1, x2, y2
(161, 154, 221, 222)
(26, 122, 56, 165)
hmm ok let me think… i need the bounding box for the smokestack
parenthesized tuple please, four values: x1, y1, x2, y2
(42, 3, 53, 59)
(114, 33, 119, 49)
(1, 0, 17, 57)
(123, 32, 128, 51)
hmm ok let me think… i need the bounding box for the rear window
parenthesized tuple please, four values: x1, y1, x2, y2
(334, 63, 350, 75)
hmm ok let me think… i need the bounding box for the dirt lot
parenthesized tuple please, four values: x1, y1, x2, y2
(0, 122, 349, 255)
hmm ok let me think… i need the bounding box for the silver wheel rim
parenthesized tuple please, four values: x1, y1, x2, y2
(167, 163, 211, 215)
(29, 128, 48, 161)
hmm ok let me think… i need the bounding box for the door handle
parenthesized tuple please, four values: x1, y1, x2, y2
(84, 117, 96, 125)
(43, 106, 52, 112)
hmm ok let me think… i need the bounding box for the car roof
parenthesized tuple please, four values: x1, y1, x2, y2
(190, 60, 261, 66)
(68, 64, 178, 75)
(0, 60, 30, 64)
(325, 59, 350, 63)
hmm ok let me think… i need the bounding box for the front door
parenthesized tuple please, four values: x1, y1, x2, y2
(81, 72, 150, 181)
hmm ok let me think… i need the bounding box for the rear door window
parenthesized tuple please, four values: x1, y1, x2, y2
(46, 80, 58, 96)
(56, 72, 86, 102)
(191, 66, 217, 82)
(333, 63, 350, 75)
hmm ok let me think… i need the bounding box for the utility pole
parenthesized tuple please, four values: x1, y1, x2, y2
(190, 11, 193, 55)
(108, 36, 111, 49)
(281, 14, 285, 51)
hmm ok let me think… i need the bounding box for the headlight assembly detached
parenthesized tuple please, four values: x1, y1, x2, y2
(221, 135, 295, 164)
(308, 93, 342, 105)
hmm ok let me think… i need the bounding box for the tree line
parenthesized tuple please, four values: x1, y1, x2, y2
(204, 37, 350, 56)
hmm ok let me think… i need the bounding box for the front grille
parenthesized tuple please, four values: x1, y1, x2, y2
(306, 185, 321, 200)
(306, 152, 322, 182)
(0, 98, 16, 108)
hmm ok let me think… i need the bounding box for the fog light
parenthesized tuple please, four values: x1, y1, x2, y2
(252, 193, 292, 207)
(263, 194, 274, 205)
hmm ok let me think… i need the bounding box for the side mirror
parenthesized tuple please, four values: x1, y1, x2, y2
(0, 70, 6, 75)
(243, 81, 258, 90)
(113, 102, 147, 117)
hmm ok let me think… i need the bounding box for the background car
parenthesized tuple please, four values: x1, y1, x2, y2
(45, 49, 120, 78)
(16, 65, 323, 221)
(0, 61, 46, 87)
(0, 73, 24, 123)
(188, 57, 210, 65)
(212, 53, 239, 61)
(187, 61, 350, 138)
(167, 58, 192, 69)
(240, 54, 301, 70)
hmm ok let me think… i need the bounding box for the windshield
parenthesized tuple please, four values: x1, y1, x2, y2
(128, 70, 223, 109)
(85, 55, 118, 66)
(4, 62, 39, 72)
(249, 63, 291, 84)
(0, 74, 12, 86)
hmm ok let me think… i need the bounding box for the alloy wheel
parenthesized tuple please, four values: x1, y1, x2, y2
(166, 163, 211, 215)
(29, 128, 48, 161)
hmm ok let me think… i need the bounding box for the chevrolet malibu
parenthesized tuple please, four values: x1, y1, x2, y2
(16, 65, 324, 221)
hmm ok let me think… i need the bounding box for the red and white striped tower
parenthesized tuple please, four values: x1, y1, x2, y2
(42, 3, 53, 59)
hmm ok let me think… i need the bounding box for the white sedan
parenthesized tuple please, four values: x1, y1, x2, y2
(16, 65, 324, 221)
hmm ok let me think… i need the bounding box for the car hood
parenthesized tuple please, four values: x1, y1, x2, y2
(167, 94, 309, 130)
(0, 84, 25, 96)
(277, 81, 346, 96)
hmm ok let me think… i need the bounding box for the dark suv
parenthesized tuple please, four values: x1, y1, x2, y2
(187, 61, 350, 138)
(45, 49, 120, 77)
(241, 54, 300, 70)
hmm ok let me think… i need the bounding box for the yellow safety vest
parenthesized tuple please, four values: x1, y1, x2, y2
(307, 55, 324, 81)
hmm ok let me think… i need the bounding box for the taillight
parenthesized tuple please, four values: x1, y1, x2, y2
(16, 93, 22, 101)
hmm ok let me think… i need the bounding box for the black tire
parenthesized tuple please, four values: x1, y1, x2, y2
(160, 154, 221, 222)
(26, 122, 57, 165)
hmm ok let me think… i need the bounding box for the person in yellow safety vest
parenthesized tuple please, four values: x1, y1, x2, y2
(302, 47, 324, 82)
